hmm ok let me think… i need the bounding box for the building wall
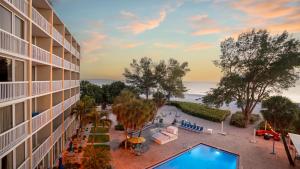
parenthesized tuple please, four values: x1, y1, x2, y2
(0, 0, 81, 168)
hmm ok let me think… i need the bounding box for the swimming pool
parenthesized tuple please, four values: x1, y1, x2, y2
(151, 144, 238, 169)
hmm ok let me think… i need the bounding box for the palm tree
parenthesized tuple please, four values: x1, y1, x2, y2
(73, 95, 95, 130)
(261, 96, 300, 166)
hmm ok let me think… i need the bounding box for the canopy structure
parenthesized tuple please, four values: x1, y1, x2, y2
(288, 133, 300, 155)
(128, 137, 146, 144)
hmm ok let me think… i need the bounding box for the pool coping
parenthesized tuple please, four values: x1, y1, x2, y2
(145, 142, 240, 169)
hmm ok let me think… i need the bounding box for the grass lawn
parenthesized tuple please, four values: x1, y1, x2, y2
(88, 134, 110, 143)
(90, 127, 109, 133)
(169, 101, 230, 122)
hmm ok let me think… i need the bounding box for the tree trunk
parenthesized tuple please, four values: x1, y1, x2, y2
(138, 126, 144, 137)
(146, 90, 149, 100)
(243, 109, 251, 127)
(125, 129, 128, 149)
(281, 134, 295, 166)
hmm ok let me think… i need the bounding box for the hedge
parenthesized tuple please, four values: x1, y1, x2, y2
(90, 127, 109, 133)
(88, 135, 110, 143)
(114, 124, 124, 131)
(230, 112, 260, 128)
(169, 101, 230, 122)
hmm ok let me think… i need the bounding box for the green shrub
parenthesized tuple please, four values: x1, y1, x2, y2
(88, 135, 110, 143)
(90, 127, 109, 133)
(86, 144, 110, 150)
(168, 101, 230, 122)
(114, 124, 124, 131)
(230, 112, 260, 128)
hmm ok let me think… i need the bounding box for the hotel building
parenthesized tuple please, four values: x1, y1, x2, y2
(0, 0, 80, 168)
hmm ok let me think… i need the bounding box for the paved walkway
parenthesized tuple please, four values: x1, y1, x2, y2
(110, 105, 300, 169)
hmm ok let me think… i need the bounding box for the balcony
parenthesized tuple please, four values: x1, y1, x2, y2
(63, 59, 72, 70)
(0, 81, 28, 103)
(52, 54, 63, 68)
(71, 46, 76, 56)
(64, 80, 71, 89)
(32, 81, 50, 96)
(32, 137, 51, 169)
(32, 7, 51, 34)
(75, 65, 80, 72)
(32, 109, 51, 133)
(64, 97, 72, 110)
(71, 63, 76, 71)
(52, 125, 62, 145)
(53, 27, 63, 45)
(32, 45, 50, 64)
(0, 29, 29, 58)
(52, 80, 63, 92)
(4, 0, 28, 17)
(0, 121, 29, 155)
(64, 40, 71, 51)
(53, 102, 63, 119)
(64, 116, 75, 131)
(17, 158, 30, 169)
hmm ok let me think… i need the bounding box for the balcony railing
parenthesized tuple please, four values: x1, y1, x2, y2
(64, 116, 75, 131)
(32, 109, 51, 133)
(4, 0, 29, 17)
(64, 80, 71, 89)
(32, 7, 50, 34)
(32, 81, 50, 96)
(52, 54, 62, 68)
(75, 93, 80, 102)
(0, 81, 28, 103)
(64, 60, 72, 70)
(0, 28, 28, 58)
(52, 80, 63, 92)
(71, 63, 76, 71)
(53, 27, 63, 45)
(64, 97, 72, 110)
(71, 46, 76, 56)
(0, 121, 29, 155)
(53, 102, 63, 119)
(75, 65, 80, 72)
(17, 158, 30, 169)
(32, 137, 51, 168)
(64, 40, 71, 51)
(52, 125, 62, 145)
(32, 44, 50, 64)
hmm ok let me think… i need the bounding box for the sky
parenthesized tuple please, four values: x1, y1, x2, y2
(53, 0, 300, 82)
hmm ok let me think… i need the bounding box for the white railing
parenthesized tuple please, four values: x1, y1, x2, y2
(52, 54, 62, 68)
(32, 81, 50, 96)
(71, 63, 76, 71)
(64, 80, 71, 89)
(52, 80, 62, 92)
(32, 109, 51, 133)
(0, 81, 28, 103)
(64, 116, 75, 131)
(0, 121, 29, 155)
(4, 0, 28, 17)
(52, 27, 63, 45)
(32, 44, 50, 64)
(70, 80, 76, 87)
(32, 137, 51, 168)
(64, 97, 72, 110)
(52, 125, 62, 145)
(75, 80, 80, 87)
(75, 93, 80, 102)
(75, 65, 80, 72)
(32, 7, 50, 34)
(53, 102, 63, 119)
(63, 60, 72, 70)
(17, 158, 30, 169)
(64, 40, 71, 51)
(0, 28, 28, 57)
(75, 50, 79, 58)
(71, 46, 76, 55)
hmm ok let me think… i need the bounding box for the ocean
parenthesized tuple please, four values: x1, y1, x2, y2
(87, 79, 300, 113)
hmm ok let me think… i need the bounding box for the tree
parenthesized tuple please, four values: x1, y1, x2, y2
(156, 59, 190, 101)
(203, 29, 300, 126)
(123, 57, 157, 99)
(83, 146, 111, 169)
(261, 96, 300, 166)
(112, 90, 155, 148)
(74, 95, 95, 129)
(80, 81, 103, 104)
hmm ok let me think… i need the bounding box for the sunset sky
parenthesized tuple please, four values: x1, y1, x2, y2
(53, 0, 300, 82)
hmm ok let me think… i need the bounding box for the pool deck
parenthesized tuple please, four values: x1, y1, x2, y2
(109, 105, 300, 169)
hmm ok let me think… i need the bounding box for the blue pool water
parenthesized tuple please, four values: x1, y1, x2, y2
(153, 144, 238, 169)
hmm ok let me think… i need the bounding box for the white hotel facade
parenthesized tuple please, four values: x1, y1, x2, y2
(0, 0, 80, 168)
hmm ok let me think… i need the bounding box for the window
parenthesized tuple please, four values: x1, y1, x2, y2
(14, 16, 24, 39)
(0, 5, 12, 33)
(0, 105, 13, 133)
(0, 57, 12, 82)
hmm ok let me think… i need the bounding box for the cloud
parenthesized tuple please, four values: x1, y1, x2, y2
(119, 11, 167, 34)
(120, 42, 144, 49)
(188, 14, 222, 36)
(192, 28, 222, 36)
(82, 31, 107, 54)
(119, 1, 183, 34)
(154, 42, 179, 49)
(185, 42, 213, 51)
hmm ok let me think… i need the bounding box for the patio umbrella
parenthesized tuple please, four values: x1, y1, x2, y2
(128, 137, 146, 144)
